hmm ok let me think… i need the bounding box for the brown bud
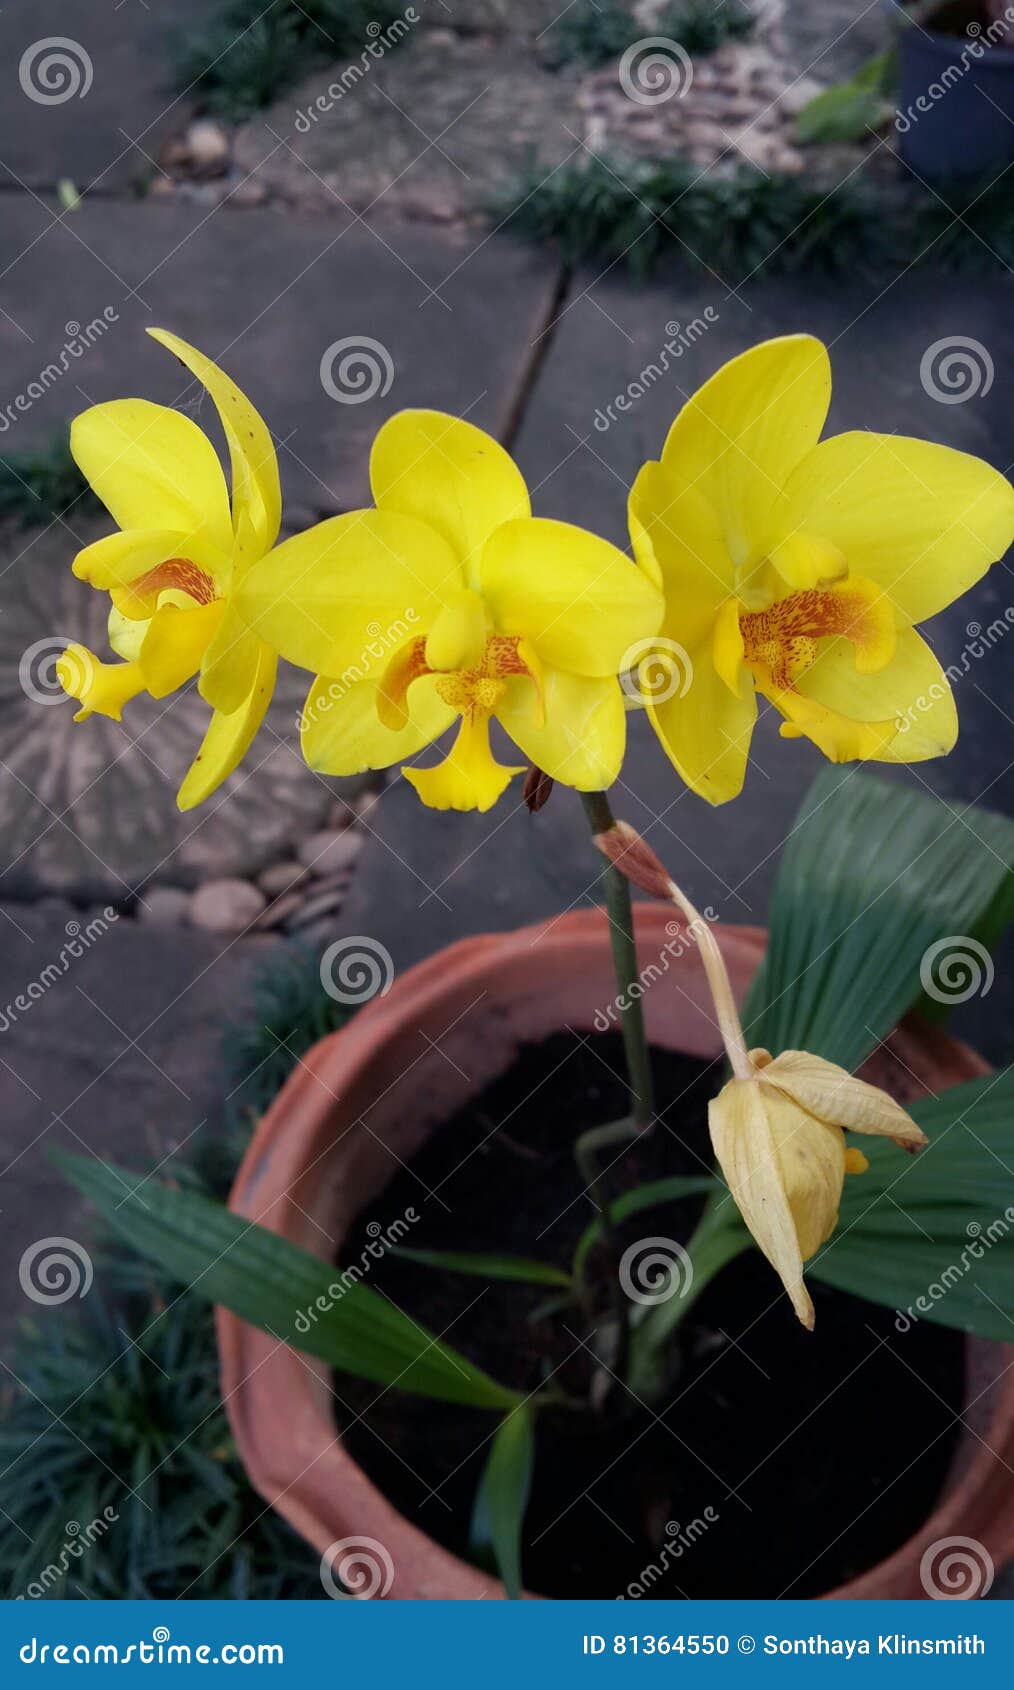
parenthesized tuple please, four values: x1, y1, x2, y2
(523, 765, 554, 813)
(593, 820, 674, 902)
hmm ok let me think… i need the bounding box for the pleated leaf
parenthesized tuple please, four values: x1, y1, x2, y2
(470, 1404, 536, 1599)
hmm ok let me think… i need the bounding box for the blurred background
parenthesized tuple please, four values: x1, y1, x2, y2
(0, 0, 1012, 1598)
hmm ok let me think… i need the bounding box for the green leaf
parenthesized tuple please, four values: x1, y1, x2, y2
(391, 1247, 571, 1289)
(811, 1067, 1014, 1340)
(53, 1152, 520, 1411)
(572, 1176, 719, 1282)
(741, 769, 1014, 1073)
(795, 51, 895, 145)
(470, 1404, 536, 1599)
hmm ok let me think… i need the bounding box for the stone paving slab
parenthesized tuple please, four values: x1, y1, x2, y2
(0, 0, 205, 193)
(0, 900, 280, 1353)
(0, 196, 560, 515)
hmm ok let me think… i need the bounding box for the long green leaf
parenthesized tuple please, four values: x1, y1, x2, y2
(810, 1067, 1014, 1340)
(572, 1176, 719, 1282)
(391, 1247, 571, 1289)
(742, 768, 1014, 1072)
(471, 1404, 536, 1599)
(53, 1152, 519, 1411)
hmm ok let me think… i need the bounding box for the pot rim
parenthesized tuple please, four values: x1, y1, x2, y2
(218, 908, 1013, 1601)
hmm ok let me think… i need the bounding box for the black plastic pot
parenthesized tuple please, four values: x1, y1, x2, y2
(897, 4, 1014, 178)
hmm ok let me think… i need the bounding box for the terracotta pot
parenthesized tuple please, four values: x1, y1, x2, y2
(218, 907, 1012, 1600)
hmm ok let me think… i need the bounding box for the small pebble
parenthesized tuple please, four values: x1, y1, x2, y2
(297, 829, 363, 877)
(136, 886, 191, 926)
(190, 878, 266, 934)
(258, 859, 308, 898)
(184, 118, 231, 176)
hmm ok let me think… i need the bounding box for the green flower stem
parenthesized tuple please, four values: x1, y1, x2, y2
(579, 789, 655, 1130)
(627, 1196, 749, 1399)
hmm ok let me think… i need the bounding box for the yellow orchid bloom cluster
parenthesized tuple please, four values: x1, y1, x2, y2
(595, 820, 927, 1329)
(56, 329, 1014, 815)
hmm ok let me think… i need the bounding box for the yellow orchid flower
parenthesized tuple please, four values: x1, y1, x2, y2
(57, 329, 283, 810)
(236, 411, 663, 811)
(595, 820, 927, 1329)
(628, 335, 1014, 802)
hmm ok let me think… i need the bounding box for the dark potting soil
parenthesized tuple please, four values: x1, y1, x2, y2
(337, 1033, 963, 1599)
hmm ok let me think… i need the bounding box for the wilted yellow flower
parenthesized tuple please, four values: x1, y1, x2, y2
(628, 335, 1014, 802)
(595, 819, 927, 1328)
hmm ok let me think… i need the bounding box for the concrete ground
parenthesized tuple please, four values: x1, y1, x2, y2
(0, 0, 1012, 1601)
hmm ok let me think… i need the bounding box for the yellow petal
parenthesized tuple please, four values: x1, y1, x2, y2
(176, 642, 277, 811)
(425, 589, 488, 671)
(647, 641, 757, 804)
(402, 715, 522, 812)
(56, 644, 145, 722)
(773, 685, 897, 762)
(659, 335, 831, 572)
(72, 529, 229, 610)
(237, 510, 461, 679)
(760, 1084, 845, 1262)
(761, 1050, 928, 1149)
(71, 400, 233, 555)
(793, 626, 957, 763)
(480, 517, 663, 678)
(628, 460, 734, 634)
(780, 433, 1014, 624)
(708, 1078, 814, 1329)
(370, 410, 530, 584)
(495, 670, 625, 790)
(301, 668, 455, 775)
(139, 600, 226, 698)
(148, 328, 281, 565)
